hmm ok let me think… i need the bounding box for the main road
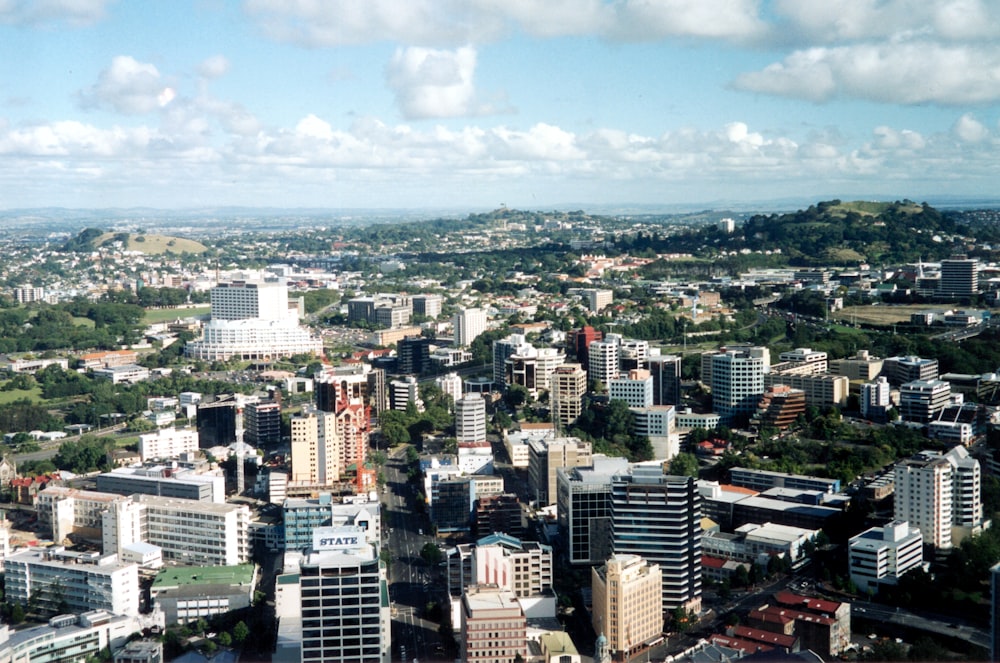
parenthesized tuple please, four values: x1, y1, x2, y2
(381, 447, 448, 662)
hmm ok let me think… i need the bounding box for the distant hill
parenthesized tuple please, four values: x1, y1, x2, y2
(738, 199, 964, 265)
(61, 229, 207, 254)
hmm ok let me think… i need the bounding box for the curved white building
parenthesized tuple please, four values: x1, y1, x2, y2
(186, 278, 322, 361)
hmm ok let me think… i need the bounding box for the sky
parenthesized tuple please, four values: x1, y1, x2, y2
(1, 0, 1000, 211)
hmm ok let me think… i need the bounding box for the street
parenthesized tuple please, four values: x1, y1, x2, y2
(381, 447, 449, 662)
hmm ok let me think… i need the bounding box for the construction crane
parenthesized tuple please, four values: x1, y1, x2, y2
(235, 399, 245, 496)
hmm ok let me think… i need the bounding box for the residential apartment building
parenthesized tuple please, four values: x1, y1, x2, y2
(592, 554, 663, 659)
(588, 339, 620, 386)
(764, 371, 849, 409)
(291, 410, 343, 485)
(894, 447, 980, 550)
(455, 393, 488, 445)
(861, 376, 892, 421)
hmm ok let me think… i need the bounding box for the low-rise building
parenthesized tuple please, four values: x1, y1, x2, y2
(848, 520, 923, 593)
(150, 564, 257, 625)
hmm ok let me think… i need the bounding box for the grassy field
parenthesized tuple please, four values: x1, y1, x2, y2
(143, 305, 210, 324)
(96, 232, 208, 255)
(0, 386, 44, 404)
(831, 304, 945, 326)
(829, 200, 923, 216)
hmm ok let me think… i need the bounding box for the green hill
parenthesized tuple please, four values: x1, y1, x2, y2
(739, 199, 962, 265)
(94, 232, 208, 255)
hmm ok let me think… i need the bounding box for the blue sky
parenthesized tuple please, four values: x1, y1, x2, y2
(1, 0, 999, 210)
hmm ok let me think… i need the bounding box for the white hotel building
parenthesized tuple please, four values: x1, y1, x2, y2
(186, 278, 322, 361)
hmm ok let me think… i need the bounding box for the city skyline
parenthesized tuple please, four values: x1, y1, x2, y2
(1, 1, 999, 210)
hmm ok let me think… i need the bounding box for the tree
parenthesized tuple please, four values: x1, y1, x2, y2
(504, 384, 529, 409)
(217, 632, 232, 647)
(233, 620, 249, 643)
(668, 452, 699, 478)
(420, 542, 443, 565)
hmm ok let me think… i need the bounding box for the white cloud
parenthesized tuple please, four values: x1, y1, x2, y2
(79, 56, 176, 115)
(732, 42, 1000, 105)
(771, 0, 1000, 43)
(198, 55, 231, 79)
(0, 0, 113, 25)
(1, 110, 998, 206)
(611, 0, 766, 41)
(242, 0, 767, 47)
(952, 113, 991, 143)
(386, 46, 484, 119)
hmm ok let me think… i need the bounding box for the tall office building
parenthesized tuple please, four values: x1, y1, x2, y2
(396, 335, 434, 374)
(611, 464, 701, 612)
(550, 363, 587, 432)
(528, 436, 593, 506)
(557, 456, 630, 565)
(898, 379, 951, 424)
(412, 293, 443, 319)
(298, 526, 390, 663)
(455, 393, 488, 445)
(895, 446, 984, 550)
(584, 288, 614, 313)
(186, 278, 322, 361)
(882, 355, 939, 386)
(648, 352, 682, 406)
(710, 347, 768, 427)
(588, 340, 620, 386)
(609, 369, 654, 408)
(461, 585, 526, 663)
(245, 399, 282, 446)
(939, 257, 979, 298)
(567, 326, 602, 369)
(592, 554, 663, 659)
(493, 334, 531, 388)
(291, 410, 342, 485)
(453, 308, 487, 347)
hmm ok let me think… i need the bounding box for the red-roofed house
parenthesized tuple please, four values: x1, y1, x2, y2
(708, 634, 773, 656)
(732, 625, 798, 652)
(751, 590, 850, 657)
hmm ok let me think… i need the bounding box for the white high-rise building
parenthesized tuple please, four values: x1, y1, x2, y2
(894, 446, 986, 550)
(186, 278, 322, 361)
(860, 376, 891, 419)
(589, 340, 620, 386)
(435, 372, 463, 404)
(493, 333, 531, 387)
(455, 393, 487, 445)
(453, 308, 487, 347)
(710, 347, 768, 426)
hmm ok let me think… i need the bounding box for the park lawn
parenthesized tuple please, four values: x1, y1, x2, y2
(831, 304, 951, 326)
(0, 386, 44, 404)
(143, 305, 210, 324)
(71, 316, 96, 328)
